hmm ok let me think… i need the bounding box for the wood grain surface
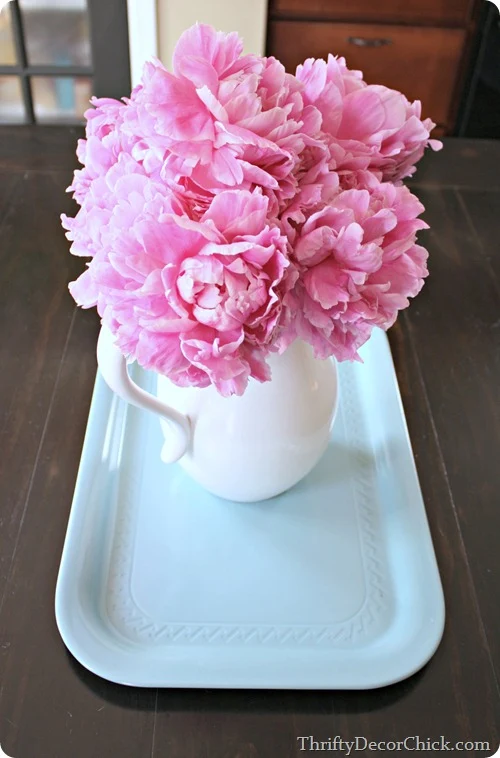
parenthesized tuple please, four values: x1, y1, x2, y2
(0, 127, 498, 758)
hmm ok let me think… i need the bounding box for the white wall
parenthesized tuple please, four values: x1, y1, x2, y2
(127, 0, 158, 86)
(157, 0, 268, 68)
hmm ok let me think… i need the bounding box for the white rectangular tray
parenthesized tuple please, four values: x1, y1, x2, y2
(55, 328, 445, 689)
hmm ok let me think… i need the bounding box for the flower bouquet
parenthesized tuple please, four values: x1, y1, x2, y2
(62, 23, 439, 400)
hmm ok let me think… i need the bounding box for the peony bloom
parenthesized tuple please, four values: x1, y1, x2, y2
(118, 25, 315, 217)
(335, 85, 442, 182)
(65, 178, 291, 396)
(63, 22, 436, 395)
(296, 55, 441, 185)
(277, 182, 429, 361)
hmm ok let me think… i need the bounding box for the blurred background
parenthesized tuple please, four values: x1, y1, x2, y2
(0, 0, 498, 136)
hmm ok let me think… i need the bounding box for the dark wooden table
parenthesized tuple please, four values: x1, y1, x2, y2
(0, 127, 499, 758)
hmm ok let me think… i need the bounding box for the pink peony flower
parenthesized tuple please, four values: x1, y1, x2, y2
(277, 182, 429, 361)
(65, 178, 291, 396)
(116, 25, 314, 218)
(62, 22, 436, 395)
(335, 85, 442, 181)
(296, 55, 441, 184)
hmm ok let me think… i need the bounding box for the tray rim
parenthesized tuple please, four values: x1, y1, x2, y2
(55, 330, 445, 689)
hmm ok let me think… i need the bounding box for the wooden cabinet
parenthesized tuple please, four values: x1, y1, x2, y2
(267, 0, 479, 133)
(271, 0, 475, 26)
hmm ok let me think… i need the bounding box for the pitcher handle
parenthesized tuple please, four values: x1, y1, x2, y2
(97, 326, 191, 463)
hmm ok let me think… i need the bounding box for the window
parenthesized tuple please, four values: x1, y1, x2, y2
(0, 0, 130, 124)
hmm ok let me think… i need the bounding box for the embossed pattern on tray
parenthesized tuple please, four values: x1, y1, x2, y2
(105, 362, 390, 648)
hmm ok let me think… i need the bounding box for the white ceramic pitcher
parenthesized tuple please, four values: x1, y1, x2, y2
(97, 326, 339, 502)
